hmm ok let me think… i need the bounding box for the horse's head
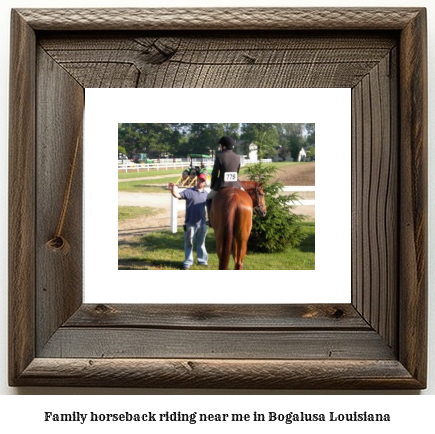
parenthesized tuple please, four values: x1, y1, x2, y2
(253, 183, 267, 218)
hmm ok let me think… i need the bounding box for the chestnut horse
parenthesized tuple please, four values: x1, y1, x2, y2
(210, 181, 267, 270)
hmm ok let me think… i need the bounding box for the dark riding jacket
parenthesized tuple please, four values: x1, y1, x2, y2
(210, 149, 242, 190)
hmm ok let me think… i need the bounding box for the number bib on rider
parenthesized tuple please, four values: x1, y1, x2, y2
(224, 172, 238, 182)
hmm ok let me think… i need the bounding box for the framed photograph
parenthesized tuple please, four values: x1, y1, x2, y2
(9, 8, 427, 388)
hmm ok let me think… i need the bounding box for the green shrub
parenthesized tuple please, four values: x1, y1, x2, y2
(245, 163, 306, 253)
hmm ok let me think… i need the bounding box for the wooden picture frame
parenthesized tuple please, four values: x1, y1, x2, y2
(9, 8, 427, 389)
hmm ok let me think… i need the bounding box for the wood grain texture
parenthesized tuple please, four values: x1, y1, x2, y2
(17, 358, 420, 389)
(398, 8, 428, 386)
(351, 51, 398, 351)
(8, 8, 427, 389)
(38, 33, 396, 89)
(65, 304, 369, 329)
(16, 8, 422, 31)
(35, 47, 84, 353)
(8, 10, 36, 386)
(38, 329, 395, 360)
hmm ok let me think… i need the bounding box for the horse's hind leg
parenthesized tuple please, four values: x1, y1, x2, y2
(233, 208, 252, 270)
(216, 240, 226, 270)
(214, 222, 231, 270)
(233, 232, 249, 270)
(233, 244, 246, 270)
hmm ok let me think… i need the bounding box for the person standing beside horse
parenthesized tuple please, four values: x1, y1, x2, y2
(206, 136, 242, 225)
(169, 173, 209, 270)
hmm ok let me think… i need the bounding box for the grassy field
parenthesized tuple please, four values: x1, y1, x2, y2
(118, 221, 315, 270)
(118, 181, 176, 193)
(118, 167, 183, 179)
(118, 206, 163, 222)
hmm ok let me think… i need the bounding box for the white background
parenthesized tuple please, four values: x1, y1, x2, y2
(85, 88, 351, 304)
(0, 0, 434, 421)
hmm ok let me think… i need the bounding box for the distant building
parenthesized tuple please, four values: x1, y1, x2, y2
(236, 142, 258, 163)
(248, 143, 258, 162)
(298, 147, 307, 162)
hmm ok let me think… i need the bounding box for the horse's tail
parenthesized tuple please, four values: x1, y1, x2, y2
(219, 196, 236, 270)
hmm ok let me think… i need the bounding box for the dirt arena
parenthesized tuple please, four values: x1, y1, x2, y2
(252, 161, 315, 186)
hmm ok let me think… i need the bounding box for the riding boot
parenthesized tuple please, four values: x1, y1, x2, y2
(206, 199, 212, 227)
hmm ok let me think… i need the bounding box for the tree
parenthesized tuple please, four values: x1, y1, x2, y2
(221, 123, 240, 138)
(306, 145, 315, 161)
(185, 123, 241, 157)
(144, 124, 174, 159)
(240, 123, 280, 159)
(118, 145, 127, 156)
(244, 163, 306, 253)
(187, 123, 224, 155)
(305, 123, 315, 146)
(277, 123, 305, 162)
(117, 123, 314, 161)
(118, 123, 180, 159)
(118, 123, 148, 156)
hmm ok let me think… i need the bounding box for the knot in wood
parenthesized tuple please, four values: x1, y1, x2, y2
(94, 304, 116, 315)
(45, 236, 70, 255)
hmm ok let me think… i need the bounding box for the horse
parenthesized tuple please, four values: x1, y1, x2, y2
(210, 181, 267, 270)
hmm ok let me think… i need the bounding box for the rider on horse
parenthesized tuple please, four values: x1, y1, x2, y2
(206, 136, 242, 226)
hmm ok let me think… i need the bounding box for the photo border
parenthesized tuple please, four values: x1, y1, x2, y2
(9, 8, 427, 389)
(88, 89, 348, 303)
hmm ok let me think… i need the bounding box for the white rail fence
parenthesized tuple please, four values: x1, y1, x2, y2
(118, 162, 192, 173)
(282, 186, 316, 206)
(118, 158, 270, 173)
(243, 158, 273, 164)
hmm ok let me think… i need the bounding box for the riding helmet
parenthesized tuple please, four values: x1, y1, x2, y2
(218, 136, 235, 150)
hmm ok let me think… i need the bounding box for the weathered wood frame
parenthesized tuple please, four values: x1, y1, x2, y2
(9, 8, 427, 389)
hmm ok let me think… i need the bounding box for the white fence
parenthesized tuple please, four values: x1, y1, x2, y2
(282, 186, 316, 206)
(118, 159, 214, 173)
(118, 162, 191, 173)
(118, 158, 270, 173)
(243, 158, 273, 164)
